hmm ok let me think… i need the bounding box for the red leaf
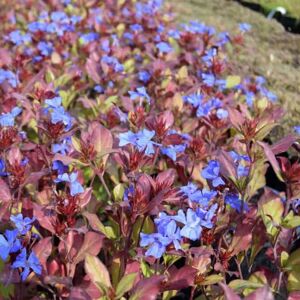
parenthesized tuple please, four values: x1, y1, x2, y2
(32, 203, 56, 234)
(85, 58, 101, 83)
(32, 237, 53, 272)
(219, 282, 241, 300)
(258, 141, 283, 181)
(163, 265, 197, 291)
(74, 232, 104, 264)
(271, 134, 297, 155)
(79, 187, 93, 208)
(131, 275, 164, 300)
(245, 285, 274, 300)
(69, 288, 92, 300)
(288, 291, 300, 300)
(217, 149, 237, 179)
(227, 107, 244, 130)
(0, 178, 11, 202)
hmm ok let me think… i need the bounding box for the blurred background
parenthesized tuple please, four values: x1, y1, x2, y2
(171, 0, 300, 138)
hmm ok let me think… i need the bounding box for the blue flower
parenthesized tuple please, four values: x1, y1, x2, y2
(10, 214, 35, 235)
(0, 229, 22, 260)
(52, 138, 70, 155)
(28, 22, 48, 33)
(135, 129, 156, 155)
(55, 172, 84, 196)
(173, 209, 202, 241)
(216, 108, 228, 119)
(202, 73, 215, 87)
(101, 56, 124, 72)
(50, 107, 72, 130)
(225, 194, 249, 212)
(202, 48, 217, 67)
(8, 30, 31, 46)
(217, 32, 230, 46)
(140, 232, 171, 258)
(94, 85, 104, 93)
(196, 204, 218, 228)
(0, 107, 22, 127)
(101, 39, 110, 53)
(37, 41, 54, 56)
(156, 42, 172, 53)
(129, 86, 151, 103)
(168, 29, 180, 39)
(201, 160, 225, 187)
(294, 126, 300, 135)
(80, 32, 99, 44)
(239, 23, 252, 33)
(245, 91, 255, 107)
(191, 189, 217, 207)
(52, 160, 68, 174)
(138, 70, 151, 83)
(51, 11, 68, 23)
(229, 151, 250, 178)
(180, 183, 217, 207)
(161, 144, 186, 161)
(12, 248, 42, 281)
(140, 216, 181, 258)
(119, 129, 157, 155)
(0, 69, 19, 88)
(119, 131, 137, 147)
(0, 159, 8, 176)
(130, 24, 143, 32)
(180, 182, 198, 197)
(183, 92, 203, 108)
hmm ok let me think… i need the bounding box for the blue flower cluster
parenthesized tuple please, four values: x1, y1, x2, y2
(44, 96, 72, 131)
(201, 160, 225, 187)
(183, 93, 228, 119)
(129, 86, 151, 104)
(52, 138, 71, 174)
(0, 107, 22, 127)
(180, 182, 217, 207)
(119, 129, 157, 155)
(229, 151, 250, 178)
(0, 69, 19, 88)
(8, 30, 32, 46)
(55, 172, 84, 196)
(236, 76, 277, 106)
(225, 193, 249, 213)
(101, 55, 124, 73)
(0, 214, 41, 281)
(28, 11, 81, 37)
(140, 204, 217, 258)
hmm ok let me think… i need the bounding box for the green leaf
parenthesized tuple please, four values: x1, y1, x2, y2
(282, 211, 300, 229)
(288, 265, 300, 292)
(177, 66, 188, 81)
(287, 249, 300, 269)
(0, 282, 14, 299)
(229, 279, 264, 292)
(198, 274, 224, 286)
(115, 273, 138, 299)
(82, 211, 110, 238)
(84, 254, 112, 293)
(226, 75, 241, 89)
(258, 193, 284, 238)
(140, 260, 155, 277)
(113, 184, 125, 202)
(281, 251, 289, 268)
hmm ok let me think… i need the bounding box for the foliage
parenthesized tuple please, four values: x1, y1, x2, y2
(0, 0, 299, 299)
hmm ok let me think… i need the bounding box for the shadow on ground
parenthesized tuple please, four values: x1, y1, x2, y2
(169, 0, 300, 139)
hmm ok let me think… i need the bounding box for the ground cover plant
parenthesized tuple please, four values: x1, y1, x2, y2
(0, 0, 300, 299)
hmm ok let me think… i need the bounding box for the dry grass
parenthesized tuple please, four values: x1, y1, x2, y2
(169, 0, 300, 138)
